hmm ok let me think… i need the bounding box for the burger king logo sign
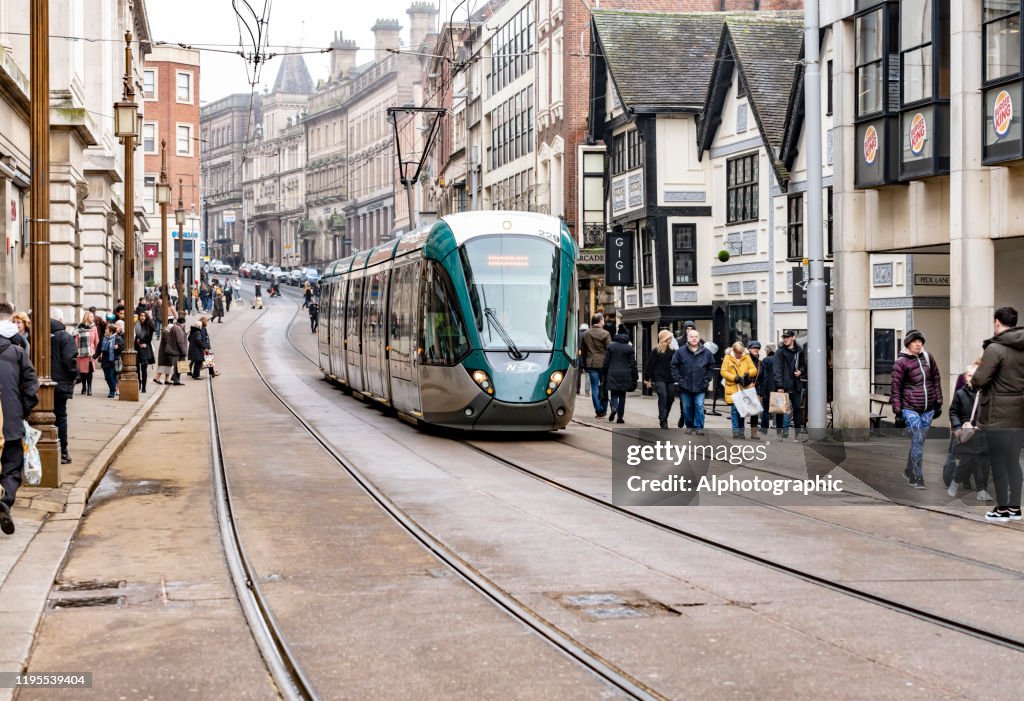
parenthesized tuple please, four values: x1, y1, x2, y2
(909, 113, 927, 156)
(994, 89, 1014, 139)
(863, 125, 879, 165)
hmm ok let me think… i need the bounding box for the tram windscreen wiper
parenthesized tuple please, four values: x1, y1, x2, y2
(484, 307, 524, 360)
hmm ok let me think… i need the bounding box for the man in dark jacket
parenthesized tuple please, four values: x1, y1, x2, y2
(671, 328, 715, 434)
(774, 330, 808, 440)
(0, 309, 39, 534)
(756, 344, 779, 436)
(49, 311, 78, 465)
(890, 329, 943, 489)
(972, 306, 1024, 522)
(602, 332, 637, 424)
(582, 315, 611, 418)
(167, 317, 189, 385)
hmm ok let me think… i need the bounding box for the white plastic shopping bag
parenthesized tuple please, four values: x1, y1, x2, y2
(734, 388, 763, 418)
(22, 420, 42, 486)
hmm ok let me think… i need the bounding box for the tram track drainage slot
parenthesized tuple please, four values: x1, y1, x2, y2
(54, 580, 125, 592)
(48, 596, 124, 609)
(550, 591, 681, 621)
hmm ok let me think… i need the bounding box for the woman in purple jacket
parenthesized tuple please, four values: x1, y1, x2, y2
(890, 330, 944, 489)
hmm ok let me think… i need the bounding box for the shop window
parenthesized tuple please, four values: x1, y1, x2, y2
(873, 328, 897, 395)
(641, 225, 653, 287)
(727, 303, 756, 347)
(898, 0, 950, 180)
(672, 224, 696, 285)
(726, 153, 758, 224)
(787, 193, 804, 260)
(983, 1, 1024, 164)
(854, 1, 902, 188)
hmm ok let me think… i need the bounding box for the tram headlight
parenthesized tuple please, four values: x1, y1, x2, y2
(469, 369, 494, 394)
(546, 370, 566, 395)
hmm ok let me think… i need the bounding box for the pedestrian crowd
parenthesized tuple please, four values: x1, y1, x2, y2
(578, 305, 1024, 525)
(889, 306, 1024, 522)
(0, 277, 245, 536)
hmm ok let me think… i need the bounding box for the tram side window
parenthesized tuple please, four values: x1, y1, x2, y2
(422, 262, 470, 366)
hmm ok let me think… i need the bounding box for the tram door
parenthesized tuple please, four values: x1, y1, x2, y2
(329, 281, 346, 380)
(387, 261, 419, 413)
(317, 281, 332, 373)
(363, 270, 388, 400)
(346, 277, 364, 391)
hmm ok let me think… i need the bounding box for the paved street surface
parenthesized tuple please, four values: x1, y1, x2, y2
(6, 287, 1024, 699)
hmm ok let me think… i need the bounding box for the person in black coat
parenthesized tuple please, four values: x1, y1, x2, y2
(49, 313, 78, 464)
(0, 305, 38, 533)
(755, 344, 781, 437)
(671, 328, 716, 433)
(644, 330, 677, 429)
(187, 321, 206, 379)
(134, 311, 156, 393)
(774, 331, 808, 438)
(948, 365, 992, 500)
(602, 332, 637, 424)
(309, 300, 319, 333)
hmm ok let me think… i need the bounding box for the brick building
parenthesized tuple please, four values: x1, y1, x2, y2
(142, 45, 201, 293)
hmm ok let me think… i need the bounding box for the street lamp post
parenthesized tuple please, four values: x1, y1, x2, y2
(115, 32, 140, 402)
(157, 140, 172, 329)
(176, 180, 186, 316)
(28, 0, 59, 485)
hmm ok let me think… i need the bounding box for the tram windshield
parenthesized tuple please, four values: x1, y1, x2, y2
(459, 236, 560, 353)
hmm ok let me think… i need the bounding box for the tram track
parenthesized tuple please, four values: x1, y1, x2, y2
(236, 290, 664, 701)
(276, 289, 1024, 657)
(207, 318, 320, 701)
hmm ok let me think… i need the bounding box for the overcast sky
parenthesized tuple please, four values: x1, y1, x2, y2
(147, 0, 471, 103)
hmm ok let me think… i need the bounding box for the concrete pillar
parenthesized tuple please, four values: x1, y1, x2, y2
(832, 17, 872, 432)
(948, 1, 993, 391)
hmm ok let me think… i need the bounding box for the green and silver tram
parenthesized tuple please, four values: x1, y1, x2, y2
(317, 211, 578, 431)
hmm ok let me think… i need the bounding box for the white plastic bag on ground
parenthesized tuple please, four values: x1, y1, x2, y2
(22, 420, 42, 486)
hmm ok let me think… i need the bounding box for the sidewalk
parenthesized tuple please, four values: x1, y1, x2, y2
(0, 384, 166, 693)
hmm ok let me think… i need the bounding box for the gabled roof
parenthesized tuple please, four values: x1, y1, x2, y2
(591, 10, 727, 113)
(271, 54, 314, 96)
(697, 13, 804, 186)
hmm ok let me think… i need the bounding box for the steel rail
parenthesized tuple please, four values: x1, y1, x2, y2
(207, 379, 320, 701)
(461, 441, 1024, 656)
(273, 283, 1024, 653)
(240, 299, 664, 701)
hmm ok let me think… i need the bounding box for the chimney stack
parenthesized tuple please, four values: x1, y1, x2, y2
(371, 19, 402, 60)
(329, 32, 359, 81)
(407, 2, 439, 52)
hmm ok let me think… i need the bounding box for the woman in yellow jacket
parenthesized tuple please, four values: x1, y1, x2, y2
(721, 341, 759, 439)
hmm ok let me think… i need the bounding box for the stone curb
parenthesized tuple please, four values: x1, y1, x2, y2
(0, 385, 167, 697)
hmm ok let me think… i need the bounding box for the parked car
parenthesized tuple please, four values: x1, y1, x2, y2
(239, 263, 253, 278)
(304, 268, 321, 286)
(288, 268, 305, 286)
(267, 266, 288, 285)
(252, 263, 267, 280)
(214, 261, 232, 275)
